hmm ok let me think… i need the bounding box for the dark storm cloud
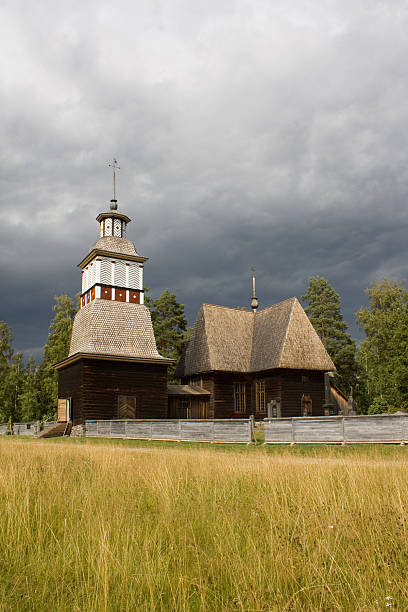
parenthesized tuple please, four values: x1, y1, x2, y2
(1, 0, 408, 357)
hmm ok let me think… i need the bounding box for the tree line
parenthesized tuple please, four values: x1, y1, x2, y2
(302, 276, 408, 414)
(0, 277, 407, 421)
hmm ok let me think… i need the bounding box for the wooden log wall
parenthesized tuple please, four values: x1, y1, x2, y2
(58, 358, 169, 425)
(58, 361, 84, 424)
(184, 370, 326, 419)
(264, 414, 408, 443)
(280, 370, 326, 417)
(85, 418, 253, 443)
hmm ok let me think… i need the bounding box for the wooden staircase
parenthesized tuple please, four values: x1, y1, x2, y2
(36, 422, 72, 439)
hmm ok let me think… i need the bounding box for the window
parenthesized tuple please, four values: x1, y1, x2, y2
(129, 265, 140, 289)
(179, 398, 190, 418)
(301, 375, 309, 384)
(234, 383, 246, 413)
(301, 394, 312, 416)
(115, 261, 126, 287)
(255, 380, 266, 413)
(100, 259, 111, 284)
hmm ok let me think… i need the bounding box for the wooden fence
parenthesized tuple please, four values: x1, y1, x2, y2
(11, 422, 40, 435)
(85, 419, 253, 444)
(264, 414, 408, 444)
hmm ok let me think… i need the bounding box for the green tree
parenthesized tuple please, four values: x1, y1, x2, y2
(0, 322, 13, 383)
(302, 276, 357, 396)
(0, 352, 24, 423)
(38, 294, 79, 417)
(356, 278, 408, 411)
(19, 356, 42, 421)
(149, 289, 188, 383)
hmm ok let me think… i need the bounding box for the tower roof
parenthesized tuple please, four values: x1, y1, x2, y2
(67, 300, 170, 362)
(89, 236, 139, 257)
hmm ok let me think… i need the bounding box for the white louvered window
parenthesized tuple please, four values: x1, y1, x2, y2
(89, 264, 95, 287)
(128, 265, 139, 289)
(113, 219, 122, 237)
(100, 259, 111, 284)
(115, 261, 126, 287)
(104, 218, 112, 236)
(84, 267, 89, 292)
(100, 221, 104, 237)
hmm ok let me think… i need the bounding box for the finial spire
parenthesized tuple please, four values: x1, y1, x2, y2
(108, 158, 120, 209)
(251, 266, 259, 313)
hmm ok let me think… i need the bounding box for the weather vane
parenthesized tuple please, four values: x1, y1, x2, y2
(108, 158, 120, 201)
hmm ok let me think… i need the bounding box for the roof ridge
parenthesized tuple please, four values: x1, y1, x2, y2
(257, 296, 297, 315)
(202, 303, 252, 313)
(276, 297, 296, 366)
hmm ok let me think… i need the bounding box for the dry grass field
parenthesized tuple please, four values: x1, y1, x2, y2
(0, 437, 407, 611)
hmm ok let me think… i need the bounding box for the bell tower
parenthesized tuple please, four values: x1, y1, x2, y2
(79, 204, 146, 309)
(54, 163, 172, 428)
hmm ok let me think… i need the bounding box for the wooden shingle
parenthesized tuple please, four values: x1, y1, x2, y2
(175, 297, 335, 377)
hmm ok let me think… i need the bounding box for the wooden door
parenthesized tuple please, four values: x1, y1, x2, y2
(118, 395, 137, 419)
(58, 399, 68, 422)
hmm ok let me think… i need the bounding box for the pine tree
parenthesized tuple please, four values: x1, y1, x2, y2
(149, 289, 188, 383)
(0, 322, 13, 383)
(302, 276, 357, 396)
(39, 294, 79, 417)
(356, 278, 408, 411)
(0, 353, 24, 423)
(19, 356, 42, 421)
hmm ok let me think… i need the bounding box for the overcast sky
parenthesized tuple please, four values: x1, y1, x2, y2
(1, 0, 408, 360)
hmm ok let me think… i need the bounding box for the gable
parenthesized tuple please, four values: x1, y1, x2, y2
(279, 299, 335, 370)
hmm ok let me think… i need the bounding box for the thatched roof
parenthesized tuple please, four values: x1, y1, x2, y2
(175, 297, 335, 377)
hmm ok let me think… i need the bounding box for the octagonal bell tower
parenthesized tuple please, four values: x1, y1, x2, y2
(54, 181, 172, 428)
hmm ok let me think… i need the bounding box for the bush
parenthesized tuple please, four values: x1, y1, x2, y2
(368, 397, 390, 414)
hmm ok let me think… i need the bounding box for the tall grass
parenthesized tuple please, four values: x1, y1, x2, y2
(0, 438, 407, 611)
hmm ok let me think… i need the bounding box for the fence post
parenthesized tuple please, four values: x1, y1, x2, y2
(342, 417, 345, 444)
(291, 419, 295, 444)
(249, 415, 255, 443)
(179, 419, 182, 441)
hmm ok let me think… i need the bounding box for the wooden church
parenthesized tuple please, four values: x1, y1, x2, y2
(174, 296, 335, 419)
(55, 173, 334, 426)
(54, 195, 172, 426)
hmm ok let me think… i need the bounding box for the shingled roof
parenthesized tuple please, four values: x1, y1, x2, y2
(68, 300, 169, 361)
(175, 298, 335, 377)
(89, 236, 139, 257)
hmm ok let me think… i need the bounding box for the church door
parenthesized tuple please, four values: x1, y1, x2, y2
(118, 395, 137, 419)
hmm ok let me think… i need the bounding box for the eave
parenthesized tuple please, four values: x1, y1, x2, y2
(54, 352, 173, 371)
(96, 212, 131, 223)
(78, 249, 148, 268)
